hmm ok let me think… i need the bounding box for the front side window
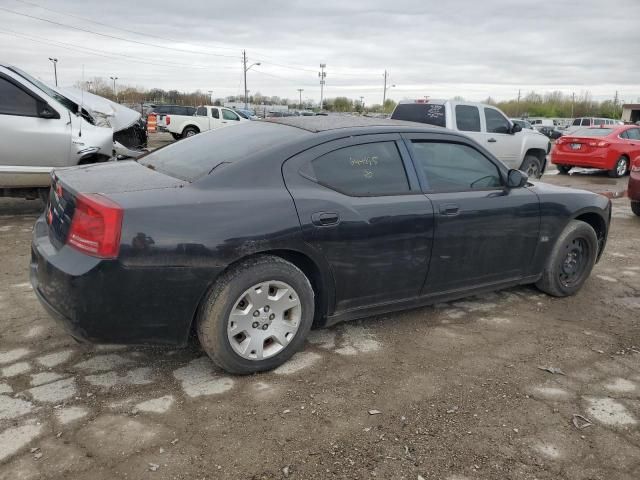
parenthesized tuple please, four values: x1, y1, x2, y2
(195, 106, 207, 116)
(572, 118, 581, 126)
(455, 105, 481, 132)
(411, 141, 502, 192)
(222, 109, 240, 121)
(485, 108, 510, 134)
(0, 77, 38, 116)
(310, 142, 409, 196)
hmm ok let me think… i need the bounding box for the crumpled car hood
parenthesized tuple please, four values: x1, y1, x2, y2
(56, 87, 141, 132)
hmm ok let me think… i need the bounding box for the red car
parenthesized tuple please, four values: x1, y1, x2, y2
(551, 125, 640, 178)
(630, 154, 640, 216)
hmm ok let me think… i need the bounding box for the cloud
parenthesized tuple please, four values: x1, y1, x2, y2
(1, 0, 639, 103)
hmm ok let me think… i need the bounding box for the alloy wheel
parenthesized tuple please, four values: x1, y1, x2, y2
(226, 281, 302, 361)
(616, 158, 628, 177)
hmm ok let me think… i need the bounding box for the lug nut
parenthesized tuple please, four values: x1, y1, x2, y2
(252, 322, 259, 328)
(253, 310, 260, 317)
(269, 314, 275, 320)
(264, 305, 270, 313)
(262, 324, 268, 330)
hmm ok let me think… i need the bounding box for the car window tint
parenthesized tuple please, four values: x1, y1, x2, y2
(390, 103, 446, 127)
(620, 131, 629, 139)
(310, 142, 409, 196)
(485, 108, 510, 134)
(222, 109, 240, 121)
(594, 119, 604, 126)
(411, 141, 502, 192)
(626, 128, 640, 140)
(211, 108, 219, 119)
(581, 118, 591, 126)
(0, 77, 38, 116)
(572, 118, 581, 126)
(196, 106, 207, 116)
(455, 105, 481, 132)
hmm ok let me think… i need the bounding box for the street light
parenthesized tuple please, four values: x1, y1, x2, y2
(109, 76, 118, 101)
(297, 89, 304, 110)
(208, 90, 213, 104)
(243, 50, 261, 109)
(48, 57, 58, 86)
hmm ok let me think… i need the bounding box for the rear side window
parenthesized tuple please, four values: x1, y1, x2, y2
(0, 77, 38, 116)
(411, 141, 502, 192)
(485, 108, 510, 134)
(310, 142, 409, 196)
(594, 119, 604, 126)
(391, 103, 446, 128)
(581, 118, 591, 126)
(211, 108, 219, 119)
(196, 107, 207, 116)
(455, 105, 481, 132)
(626, 128, 640, 140)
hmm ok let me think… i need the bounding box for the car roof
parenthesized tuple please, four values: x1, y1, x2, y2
(265, 115, 446, 133)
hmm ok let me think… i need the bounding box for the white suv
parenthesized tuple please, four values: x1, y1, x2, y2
(391, 99, 550, 178)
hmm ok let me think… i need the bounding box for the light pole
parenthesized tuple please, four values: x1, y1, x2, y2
(382, 70, 396, 106)
(360, 96, 365, 111)
(48, 57, 58, 86)
(208, 90, 213, 104)
(243, 50, 260, 109)
(318, 64, 326, 111)
(109, 76, 118, 101)
(297, 89, 304, 110)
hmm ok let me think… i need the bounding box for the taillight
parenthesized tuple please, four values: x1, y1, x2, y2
(67, 194, 123, 259)
(165, 115, 170, 125)
(588, 141, 609, 148)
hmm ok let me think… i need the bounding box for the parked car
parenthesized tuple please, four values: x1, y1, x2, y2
(629, 153, 640, 216)
(529, 118, 558, 130)
(391, 99, 550, 178)
(510, 119, 534, 130)
(232, 107, 258, 120)
(0, 63, 146, 200)
(551, 125, 640, 177)
(31, 116, 611, 374)
(150, 105, 196, 134)
(564, 117, 619, 135)
(166, 105, 248, 139)
(538, 126, 563, 140)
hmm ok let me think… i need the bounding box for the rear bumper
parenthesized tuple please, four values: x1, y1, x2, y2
(550, 150, 613, 169)
(30, 215, 211, 346)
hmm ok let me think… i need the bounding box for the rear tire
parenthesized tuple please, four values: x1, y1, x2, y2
(182, 126, 199, 138)
(631, 201, 640, 216)
(609, 156, 628, 178)
(535, 220, 598, 297)
(556, 165, 572, 175)
(196, 255, 315, 375)
(521, 155, 542, 179)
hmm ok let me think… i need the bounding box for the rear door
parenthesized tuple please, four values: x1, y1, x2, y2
(194, 106, 210, 131)
(403, 134, 540, 294)
(482, 107, 521, 168)
(283, 134, 434, 312)
(452, 104, 483, 145)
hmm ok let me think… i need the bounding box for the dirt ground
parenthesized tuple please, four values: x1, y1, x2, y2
(1, 158, 639, 479)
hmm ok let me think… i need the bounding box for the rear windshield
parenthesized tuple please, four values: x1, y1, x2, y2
(570, 128, 613, 137)
(139, 121, 308, 181)
(391, 103, 446, 128)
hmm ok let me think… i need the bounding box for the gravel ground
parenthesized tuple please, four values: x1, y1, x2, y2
(0, 164, 639, 479)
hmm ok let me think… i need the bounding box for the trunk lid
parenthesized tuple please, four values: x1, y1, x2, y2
(47, 161, 185, 247)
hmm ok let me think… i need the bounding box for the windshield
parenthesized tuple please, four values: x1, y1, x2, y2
(8, 66, 79, 114)
(571, 128, 614, 137)
(139, 121, 309, 181)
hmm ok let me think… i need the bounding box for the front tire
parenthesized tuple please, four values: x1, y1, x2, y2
(631, 201, 640, 216)
(609, 156, 628, 178)
(197, 255, 315, 375)
(521, 155, 542, 179)
(535, 220, 598, 297)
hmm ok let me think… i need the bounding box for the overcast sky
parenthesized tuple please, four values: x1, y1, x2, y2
(1, 0, 639, 105)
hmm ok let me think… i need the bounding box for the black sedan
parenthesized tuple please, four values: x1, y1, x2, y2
(31, 117, 611, 374)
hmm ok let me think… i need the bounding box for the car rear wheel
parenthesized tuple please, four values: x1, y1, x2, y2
(556, 165, 572, 175)
(609, 156, 628, 178)
(182, 126, 199, 138)
(631, 201, 640, 216)
(535, 220, 598, 297)
(521, 155, 542, 179)
(197, 255, 315, 374)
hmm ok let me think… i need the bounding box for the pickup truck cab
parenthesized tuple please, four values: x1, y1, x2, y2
(166, 105, 248, 139)
(391, 99, 550, 178)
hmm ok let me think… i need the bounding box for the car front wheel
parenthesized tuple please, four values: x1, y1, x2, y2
(535, 220, 598, 297)
(197, 255, 315, 374)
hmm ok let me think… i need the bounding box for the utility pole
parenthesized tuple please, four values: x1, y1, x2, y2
(360, 96, 365, 111)
(383, 70, 388, 105)
(571, 92, 575, 118)
(614, 90, 619, 117)
(517, 89, 521, 117)
(48, 57, 58, 86)
(318, 64, 326, 111)
(110, 76, 118, 101)
(243, 50, 260, 109)
(297, 88, 304, 110)
(208, 90, 213, 104)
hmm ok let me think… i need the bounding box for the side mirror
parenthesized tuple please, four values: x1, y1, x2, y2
(37, 101, 60, 119)
(510, 122, 522, 134)
(507, 169, 528, 188)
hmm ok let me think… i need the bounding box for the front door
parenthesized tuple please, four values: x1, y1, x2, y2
(482, 107, 522, 169)
(283, 134, 434, 312)
(404, 136, 540, 294)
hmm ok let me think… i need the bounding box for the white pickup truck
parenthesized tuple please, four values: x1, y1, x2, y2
(391, 99, 551, 178)
(166, 105, 247, 139)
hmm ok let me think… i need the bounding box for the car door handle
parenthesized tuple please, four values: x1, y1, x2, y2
(487, 138, 497, 143)
(311, 212, 340, 226)
(439, 203, 460, 216)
